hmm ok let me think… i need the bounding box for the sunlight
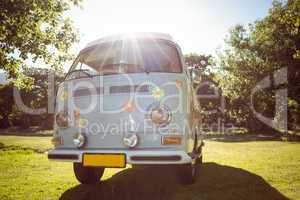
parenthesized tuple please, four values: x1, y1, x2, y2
(68, 0, 272, 56)
(69, 0, 208, 53)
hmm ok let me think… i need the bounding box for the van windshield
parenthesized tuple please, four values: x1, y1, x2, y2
(66, 40, 182, 79)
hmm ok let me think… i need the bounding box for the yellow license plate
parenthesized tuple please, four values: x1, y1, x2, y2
(83, 153, 126, 168)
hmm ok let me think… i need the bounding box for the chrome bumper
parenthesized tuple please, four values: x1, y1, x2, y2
(47, 149, 192, 165)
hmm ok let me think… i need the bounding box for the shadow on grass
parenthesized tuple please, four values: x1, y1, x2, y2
(60, 162, 288, 200)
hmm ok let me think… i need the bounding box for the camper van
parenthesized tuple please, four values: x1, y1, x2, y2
(48, 33, 203, 184)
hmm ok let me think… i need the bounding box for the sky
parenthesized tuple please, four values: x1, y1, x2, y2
(0, 0, 274, 82)
(69, 0, 273, 55)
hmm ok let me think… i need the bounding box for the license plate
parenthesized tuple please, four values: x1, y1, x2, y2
(83, 153, 126, 168)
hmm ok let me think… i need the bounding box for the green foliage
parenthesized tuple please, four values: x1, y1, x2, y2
(184, 53, 213, 74)
(8, 105, 29, 128)
(185, 54, 223, 126)
(0, 84, 13, 128)
(0, 0, 81, 88)
(216, 0, 300, 131)
(1, 68, 64, 129)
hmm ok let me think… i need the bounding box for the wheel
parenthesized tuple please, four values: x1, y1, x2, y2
(177, 163, 197, 185)
(73, 162, 104, 184)
(178, 155, 203, 185)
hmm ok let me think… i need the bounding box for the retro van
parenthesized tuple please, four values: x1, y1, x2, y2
(48, 33, 204, 184)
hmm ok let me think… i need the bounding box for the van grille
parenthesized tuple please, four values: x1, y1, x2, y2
(109, 85, 149, 94)
(72, 85, 149, 97)
(73, 87, 104, 97)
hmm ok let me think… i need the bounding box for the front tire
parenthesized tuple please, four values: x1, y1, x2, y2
(178, 155, 203, 185)
(177, 163, 197, 184)
(73, 163, 104, 184)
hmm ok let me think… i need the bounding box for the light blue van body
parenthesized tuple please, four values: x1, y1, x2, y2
(48, 33, 202, 166)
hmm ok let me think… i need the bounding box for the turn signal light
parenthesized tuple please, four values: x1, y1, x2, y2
(162, 136, 182, 145)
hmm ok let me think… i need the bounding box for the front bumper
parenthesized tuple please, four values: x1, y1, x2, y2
(47, 149, 192, 165)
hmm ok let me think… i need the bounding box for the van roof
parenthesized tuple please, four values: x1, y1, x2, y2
(84, 32, 176, 49)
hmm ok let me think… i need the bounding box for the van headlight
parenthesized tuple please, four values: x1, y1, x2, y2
(73, 133, 86, 148)
(148, 104, 171, 127)
(56, 111, 69, 128)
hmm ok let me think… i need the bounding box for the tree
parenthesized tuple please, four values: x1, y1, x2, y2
(7, 68, 64, 129)
(185, 53, 213, 74)
(0, 84, 13, 128)
(185, 54, 224, 128)
(0, 0, 81, 88)
(216, 0, 300, 132)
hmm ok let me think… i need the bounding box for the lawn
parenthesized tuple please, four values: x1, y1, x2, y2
(0, 135, 299, 200)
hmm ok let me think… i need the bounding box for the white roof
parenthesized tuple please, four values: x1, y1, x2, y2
(84, 32, 175, 49)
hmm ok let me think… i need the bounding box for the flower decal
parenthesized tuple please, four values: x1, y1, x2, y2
(151, 86, 165, 100)
(76, 117, 88, 128)
(123, 101, 136, 112)
(175, 79, 183, 89)
(74, 110, 81, 119)
(59, 91, 68, 101)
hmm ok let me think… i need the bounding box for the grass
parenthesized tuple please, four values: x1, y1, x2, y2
(0, 136, 299, 200)
(0, 135, 52, 152)
(204, 141, 300, 199)
(0, 128, 53, 136)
